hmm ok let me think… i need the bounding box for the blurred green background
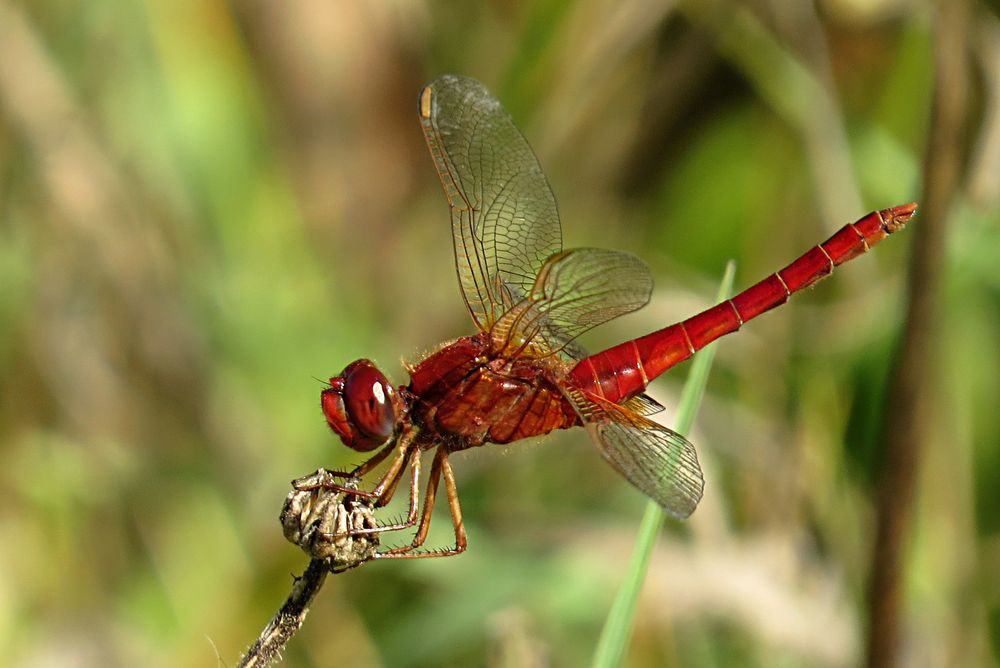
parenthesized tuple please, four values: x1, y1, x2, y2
(1, 0, 998, 666)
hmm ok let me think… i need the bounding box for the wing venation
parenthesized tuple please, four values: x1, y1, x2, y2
(559, 385, 704, 518)
(420, 75, 562, 330)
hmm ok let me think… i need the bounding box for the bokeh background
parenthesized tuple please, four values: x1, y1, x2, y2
(1, 0, 998, 666)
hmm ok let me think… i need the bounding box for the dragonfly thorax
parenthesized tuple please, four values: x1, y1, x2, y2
(321, 359, 400, 452)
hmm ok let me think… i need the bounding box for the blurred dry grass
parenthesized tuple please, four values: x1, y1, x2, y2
(0, 0, 998, 666)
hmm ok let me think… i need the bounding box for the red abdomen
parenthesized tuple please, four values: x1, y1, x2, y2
(569, 204, 915, 403)
(408, 334, 579, 448)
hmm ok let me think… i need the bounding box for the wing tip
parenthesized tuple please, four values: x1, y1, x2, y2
(659, 485, 704, 520)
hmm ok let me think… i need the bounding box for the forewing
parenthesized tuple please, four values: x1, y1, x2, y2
(561, 386, 703, 518)
(419, 75, 562, 331)
(490, 248, 652, 360)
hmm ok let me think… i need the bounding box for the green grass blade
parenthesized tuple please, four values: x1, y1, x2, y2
(591, 260, 737, 668)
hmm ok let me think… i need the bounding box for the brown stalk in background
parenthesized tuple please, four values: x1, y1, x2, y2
(866, 1, 974, 666)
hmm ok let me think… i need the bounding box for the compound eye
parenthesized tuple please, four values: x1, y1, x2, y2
(342, 360, 395, 444)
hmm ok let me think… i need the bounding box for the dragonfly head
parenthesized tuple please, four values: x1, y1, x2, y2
(321, 359, 398, 452)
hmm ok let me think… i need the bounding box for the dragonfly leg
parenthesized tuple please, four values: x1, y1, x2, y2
(436, 450, 468, 555)
(282, 436, 421, 558)
(292, 432, 400, 490)
(351, 439, 398, 477)
(293, 428, 417, 505)
(344, 449, 421, 535)
(376, 447, 467, 559)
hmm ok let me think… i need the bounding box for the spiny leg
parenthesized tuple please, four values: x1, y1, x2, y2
(294, 436, 396, 489)
(383, 450, 442, 555)
(351, 438, 398, 477)
(293, 428, 418, 505)
(292, 429, 424, 539)
(342, 449, 422, 536)
(377, 447, 467, 559)
(436, 450, 467, 555)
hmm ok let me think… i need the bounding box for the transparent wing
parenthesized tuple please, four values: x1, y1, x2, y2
(490, 248, 652, 359)
(419, 75, 562, 331)
(560, 385, 703, 518)
(622, 393, 665, 416)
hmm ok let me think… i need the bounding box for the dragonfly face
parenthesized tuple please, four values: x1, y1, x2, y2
(321, 359, 398, 452)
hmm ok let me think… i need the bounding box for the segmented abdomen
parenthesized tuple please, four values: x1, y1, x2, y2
(569, 204, 915, 403)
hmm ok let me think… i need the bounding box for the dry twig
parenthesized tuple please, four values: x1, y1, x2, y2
(238, 474, 380, 667)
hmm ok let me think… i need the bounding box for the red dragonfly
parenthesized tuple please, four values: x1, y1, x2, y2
(305, 75, 915, 559)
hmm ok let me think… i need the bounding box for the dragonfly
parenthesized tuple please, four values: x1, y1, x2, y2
(301, 74, 915, 559)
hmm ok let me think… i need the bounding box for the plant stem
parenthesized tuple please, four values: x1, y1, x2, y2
(238, 559, 329, 668)
(592, 261, 735, 668)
